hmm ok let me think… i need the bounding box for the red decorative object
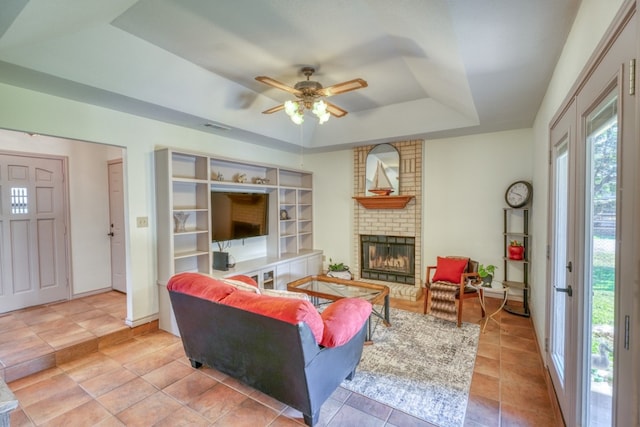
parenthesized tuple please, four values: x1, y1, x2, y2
(508, 245, 525, 260)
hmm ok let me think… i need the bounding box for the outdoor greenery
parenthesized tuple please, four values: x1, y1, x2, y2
(591, 236, 615, 365)
(592, 237, 615, 327)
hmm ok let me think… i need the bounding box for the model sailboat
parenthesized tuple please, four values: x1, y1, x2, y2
(368, 161, 394, 196)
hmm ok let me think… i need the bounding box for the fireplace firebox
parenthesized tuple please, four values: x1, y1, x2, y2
(360, 235, 415, 284)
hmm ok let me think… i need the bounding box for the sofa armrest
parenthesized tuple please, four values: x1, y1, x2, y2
(320, 298, 372, 347)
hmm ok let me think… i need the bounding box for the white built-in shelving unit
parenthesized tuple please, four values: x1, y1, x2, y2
(156, 148, 317, 285)
(156, 148, 321, 334)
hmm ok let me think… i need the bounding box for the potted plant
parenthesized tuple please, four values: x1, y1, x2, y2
(508, 240, 525, 260)
(328, 258, 349, 272)
(478, 264, 497, 287)
(327, 258, 352, 279)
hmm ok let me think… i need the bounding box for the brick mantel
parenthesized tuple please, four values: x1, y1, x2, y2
(352, 140, 423, 301)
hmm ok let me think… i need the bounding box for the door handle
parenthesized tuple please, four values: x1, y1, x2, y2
(107, 232, 114, 237)
(554, 285, 573, 297)
(566, 261, 572, 272)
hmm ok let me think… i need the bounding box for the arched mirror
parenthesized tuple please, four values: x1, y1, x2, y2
(366, 143, 399, 196)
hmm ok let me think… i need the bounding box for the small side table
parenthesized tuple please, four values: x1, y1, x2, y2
(474, 283, 509, 333)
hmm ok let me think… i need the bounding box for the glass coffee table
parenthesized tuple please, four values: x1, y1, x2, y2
(287, 275, 390, 342)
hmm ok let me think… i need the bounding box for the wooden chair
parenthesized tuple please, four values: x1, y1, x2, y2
(423, 256, 485, 327)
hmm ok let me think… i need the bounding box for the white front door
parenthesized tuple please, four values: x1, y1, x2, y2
(108, 160, 126, 293)
(0, 153, 69, 312)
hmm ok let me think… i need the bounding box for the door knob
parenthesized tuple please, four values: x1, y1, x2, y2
(554, 285, 573, 296)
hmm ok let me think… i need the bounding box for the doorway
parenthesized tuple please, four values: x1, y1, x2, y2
(108, 160, 127, 293)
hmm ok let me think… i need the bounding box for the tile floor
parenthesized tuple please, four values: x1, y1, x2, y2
(2, 292, 563, 426)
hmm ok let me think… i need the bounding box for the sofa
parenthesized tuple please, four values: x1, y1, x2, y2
(167, 272, 372, 426)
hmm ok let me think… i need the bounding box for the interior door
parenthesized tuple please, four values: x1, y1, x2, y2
(108, 160, 126, 293)
(0, 153, 69, 312)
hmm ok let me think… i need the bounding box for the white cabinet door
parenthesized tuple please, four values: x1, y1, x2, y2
(275, 263, 290, 290)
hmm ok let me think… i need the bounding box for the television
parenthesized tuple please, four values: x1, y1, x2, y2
(211, 191, 269, 242)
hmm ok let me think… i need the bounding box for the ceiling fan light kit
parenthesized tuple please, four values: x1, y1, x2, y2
(256, 67, 367, 125)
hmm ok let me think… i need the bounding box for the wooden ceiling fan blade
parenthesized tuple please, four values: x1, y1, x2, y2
(261, 104, 285, 114)
(255, 76, 302, 96)
(325, 101, 348, 118)
(318, 78, 368, 97)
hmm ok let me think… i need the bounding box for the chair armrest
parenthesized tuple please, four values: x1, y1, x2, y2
(425, 265, 437, 287)
(462, 272, 481, 285)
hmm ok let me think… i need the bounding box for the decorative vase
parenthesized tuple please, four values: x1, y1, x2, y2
(508, 245, 525, 260)
(481, 274, 493, 287)
(173, 212, 190, 233)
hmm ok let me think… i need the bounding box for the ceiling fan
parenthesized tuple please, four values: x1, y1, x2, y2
(255, 67, 368, 124)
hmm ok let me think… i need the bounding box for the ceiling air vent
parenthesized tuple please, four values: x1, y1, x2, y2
(204, 123, 231, 131)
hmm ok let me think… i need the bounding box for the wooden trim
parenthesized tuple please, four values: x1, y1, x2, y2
(353, 195, 414, 209)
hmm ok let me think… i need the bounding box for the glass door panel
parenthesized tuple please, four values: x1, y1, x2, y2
(584, 90, 617, 427)
(551, 141, 569, 385)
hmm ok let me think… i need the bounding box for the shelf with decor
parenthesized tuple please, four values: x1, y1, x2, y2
(156, 148, 316, 281)
(156, 149, 212, 284)
(210, 158, 278, 188)
(503, 207, 530, 317)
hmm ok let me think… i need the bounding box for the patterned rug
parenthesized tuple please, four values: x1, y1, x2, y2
(341, 308, 480, 426)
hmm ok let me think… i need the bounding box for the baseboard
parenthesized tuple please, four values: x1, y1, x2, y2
(126, 313, 159, 328)
(71, 286, 116, 299)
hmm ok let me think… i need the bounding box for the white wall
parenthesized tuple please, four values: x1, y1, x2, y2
(307, 129, 533, 282)
(530, 0, 626, 343)
(305, 149, 353, 270)
(0, 130, 115, 295)
(0, 83, 301, 323)
(424, 129, 533, 281)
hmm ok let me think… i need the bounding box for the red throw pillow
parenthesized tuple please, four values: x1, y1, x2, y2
(320, 298, 372, 348)
(167, 273, 236, 302)
(431, 257, 468, 283)
(222, 291, 324, 343)
(226, 275, 259, 288)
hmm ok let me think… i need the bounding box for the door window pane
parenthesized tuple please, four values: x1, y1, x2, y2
(11, 187, 28, 214)
(551, 142, 568, 382)
(585, 91, 617, 427)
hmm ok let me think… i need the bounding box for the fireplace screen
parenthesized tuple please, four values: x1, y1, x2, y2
(360, 235, 415, 284)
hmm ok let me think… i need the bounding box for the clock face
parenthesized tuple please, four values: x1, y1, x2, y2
(506, 181, 531, 208)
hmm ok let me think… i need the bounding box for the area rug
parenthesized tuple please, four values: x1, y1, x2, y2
(341, 308, 480, 427)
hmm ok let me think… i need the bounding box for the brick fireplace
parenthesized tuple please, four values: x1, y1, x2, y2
(352, 140, 423, 301)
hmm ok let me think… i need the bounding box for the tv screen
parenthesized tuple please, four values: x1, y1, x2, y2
(211, 192, 269, 242)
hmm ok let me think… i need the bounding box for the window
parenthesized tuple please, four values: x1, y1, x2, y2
(11, 187, 28, 214)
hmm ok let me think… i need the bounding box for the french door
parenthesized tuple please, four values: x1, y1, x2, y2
(547, 7, 637, 426)
(549, 99, 575, 420)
